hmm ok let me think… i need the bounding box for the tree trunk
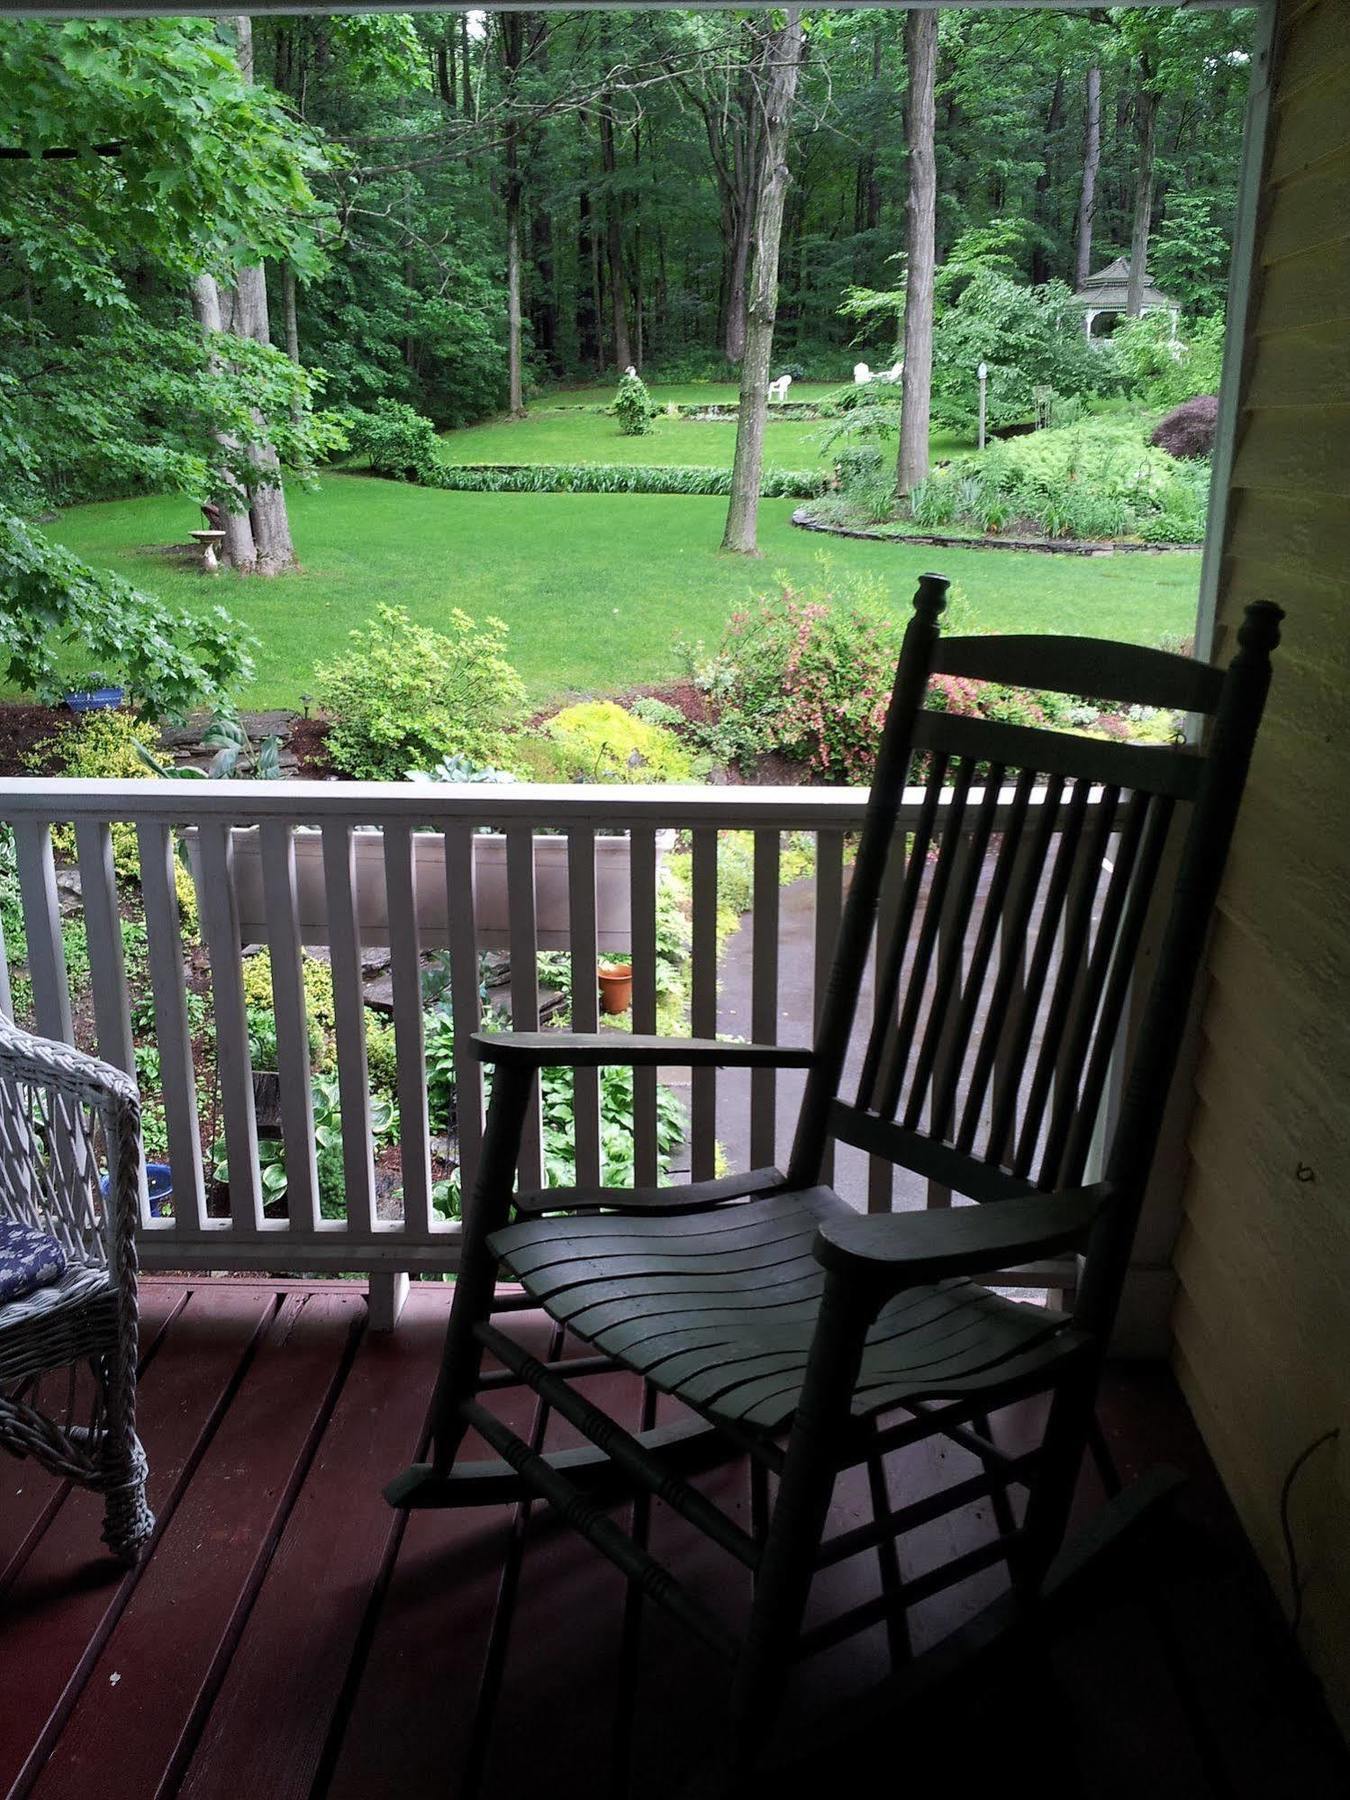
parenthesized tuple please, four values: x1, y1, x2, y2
(501, 13, 526, 415)
(721, 10, 805, 555)
(436, 27, 454, 110)
(461, 13, 472, 115)
(599, 99, 631, 370)
(1031, 70, 1065, 286)
(189, 272, 257, 574)
(895, 8, 938, 500)
(576, 116, 600, 370)
(506, 169, 524, 413)
(723, 198, 753, 364)
(281, 260, 302, 427)
(1075, 65, 1102, 289)
(1126, 80, 1160, 316)
(225, 16, 295, 575)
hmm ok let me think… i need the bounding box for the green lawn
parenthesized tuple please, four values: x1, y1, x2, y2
(535, 380, 844, 409)
(48, 474, 1203, 710)
(438, 381, 972, 470)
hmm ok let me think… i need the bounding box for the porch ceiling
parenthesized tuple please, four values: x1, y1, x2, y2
(5, 1, 1257, 18)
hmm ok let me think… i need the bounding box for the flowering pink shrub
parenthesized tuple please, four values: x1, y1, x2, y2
(693, 588, 1061, 784)
(706, 589, 903, 782)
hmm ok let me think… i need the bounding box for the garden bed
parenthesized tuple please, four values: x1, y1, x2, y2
(790, 507, 1201, 556)
(0, 703, 73, 777)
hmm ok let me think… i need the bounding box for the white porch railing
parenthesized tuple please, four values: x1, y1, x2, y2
(0, 778, 1107, 1322)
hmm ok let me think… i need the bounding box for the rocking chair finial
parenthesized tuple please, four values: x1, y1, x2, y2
(912, 572, 949, 623)
(1236, 598, 1285, 661)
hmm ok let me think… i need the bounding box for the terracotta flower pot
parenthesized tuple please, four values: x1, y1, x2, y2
(597, 961, 633, 1016)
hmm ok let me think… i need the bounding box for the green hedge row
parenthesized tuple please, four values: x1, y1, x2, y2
(423, 462, 831, 499)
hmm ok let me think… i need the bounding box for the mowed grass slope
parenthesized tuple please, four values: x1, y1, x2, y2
(436, 382, 972, 469)
(49, 473, 1202, 710)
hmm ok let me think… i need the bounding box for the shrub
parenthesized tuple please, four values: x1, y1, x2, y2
(241, 949, 337, 1069)
(1112, 312, 1226, 408)
(628, 696, 686, 732)
(831, 444, 895, 523)
(930, 271, 1118, 431)
(690, 582, 904, 782)
(347, 399, 442, 481)
(29, 709, 162, 882)
(315, 604, 527, 781)
(614, 369, 656, 436)
(909, 415, 1210, 542)
(1151, 395, 1219, 460)
(363, 1014, 400, 1099)
(428, 462, 827, 499)
(0, 505, 256, 722)
(542, 701, 703, 784)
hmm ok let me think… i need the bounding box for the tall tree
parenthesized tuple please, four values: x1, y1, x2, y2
(1076, 64, 1102, 288)
(189, 272, 258, 572)
(598, 90, 632, 370)
(1126, 55, 1160, 315)
(895, 8, 939, 499)
(722, 8, 805, 555)
(500, 11, 527, 415)
(222, 15, 295, 574)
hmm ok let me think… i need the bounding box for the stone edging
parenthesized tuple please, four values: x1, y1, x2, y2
(789, 508, 1201, 557)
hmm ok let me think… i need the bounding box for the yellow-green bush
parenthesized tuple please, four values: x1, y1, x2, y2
(27, 709, 161, 883)
(363, 1014, 399, 1097)
(241, 949, 337, 1069)
(542, 701, 704, 784)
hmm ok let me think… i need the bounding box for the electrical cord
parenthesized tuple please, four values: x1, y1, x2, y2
(1278, 1427, 1340, 1636)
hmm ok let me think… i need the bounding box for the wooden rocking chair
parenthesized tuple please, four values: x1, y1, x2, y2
(389, 577, 1281, 1781)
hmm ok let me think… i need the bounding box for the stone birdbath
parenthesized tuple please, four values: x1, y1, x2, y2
(189, 528, 226, 572)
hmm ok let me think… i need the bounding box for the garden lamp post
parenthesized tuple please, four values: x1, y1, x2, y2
(977, 362, 988, 451)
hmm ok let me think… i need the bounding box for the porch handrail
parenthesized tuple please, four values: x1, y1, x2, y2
(0, 777, 1110, 1318)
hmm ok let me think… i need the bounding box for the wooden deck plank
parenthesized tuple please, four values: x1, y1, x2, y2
(323, 1309, 553, 1800)
(2, 1282, 1343, 1800)
(474, 1356, 642, 1800)
(25, 1290, 364, 1800)
(176, 1287, 449, 1800)
(0, 1284, 279, 1800)
(626, 1417, 752, 1796)
(0, 1285, 186, 1594)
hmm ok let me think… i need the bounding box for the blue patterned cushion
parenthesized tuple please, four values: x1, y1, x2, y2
(0, 1221, 67, 1304)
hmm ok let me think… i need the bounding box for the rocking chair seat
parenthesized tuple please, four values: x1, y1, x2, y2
(489, 1188, 1079, 1432)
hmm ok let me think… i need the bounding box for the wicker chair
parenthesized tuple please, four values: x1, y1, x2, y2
(0, 1019, 153, 1564)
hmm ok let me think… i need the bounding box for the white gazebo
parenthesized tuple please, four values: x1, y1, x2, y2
(1072, 254, 1180, 342)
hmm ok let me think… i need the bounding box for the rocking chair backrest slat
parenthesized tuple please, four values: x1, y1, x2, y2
(788, 576, 1283, 1343)
(931, 632, 1226, 715)
(909, 708, 1205, 801)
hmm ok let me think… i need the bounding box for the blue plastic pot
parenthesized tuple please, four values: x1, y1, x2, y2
(64, 686, 125, 714)
(101, 1162, 172, 1218)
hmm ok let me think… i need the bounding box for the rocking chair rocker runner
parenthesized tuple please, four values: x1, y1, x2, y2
(388, 577, 1282, 1778)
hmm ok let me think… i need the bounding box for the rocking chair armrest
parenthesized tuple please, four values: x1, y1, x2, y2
(813, 1186, 1111, 1289)
(472, 1031, 816, 1071)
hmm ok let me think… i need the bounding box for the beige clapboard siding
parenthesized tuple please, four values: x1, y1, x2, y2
(1266, 60, 1350, 183)
(1175, 0, 1350, 1740)
(1259, 151, 1350, 270)
(1231, 404, 1350, 495)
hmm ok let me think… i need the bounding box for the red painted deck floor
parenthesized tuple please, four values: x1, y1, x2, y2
(1, 1278, 1345, 1800)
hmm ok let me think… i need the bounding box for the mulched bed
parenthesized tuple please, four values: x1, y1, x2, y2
(285, 715, 334, 777)
(0, 703, 74, 777)
(619, 679, 718, 730)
